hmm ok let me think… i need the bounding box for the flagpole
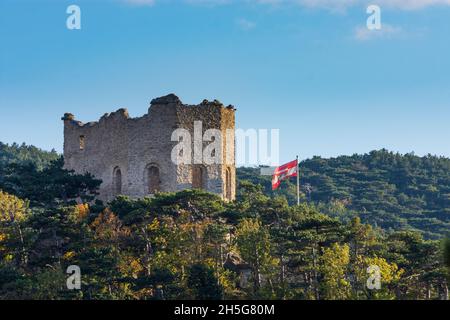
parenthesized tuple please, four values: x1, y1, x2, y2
(296, 155, 300, 206)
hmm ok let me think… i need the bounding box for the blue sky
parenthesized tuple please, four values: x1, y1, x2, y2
(1, 0, 449, 164)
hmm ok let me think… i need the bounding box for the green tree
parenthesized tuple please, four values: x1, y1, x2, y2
(319, 243, 351, 300)
(445, 239, 450, 281)
(0, 191, 30, 268)
(187, 264, 223, 300)
(0, 157, 101, 208)
(235, 218, 279, 298)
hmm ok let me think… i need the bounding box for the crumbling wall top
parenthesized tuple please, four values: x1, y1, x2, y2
(150, 93, 181, 105)
(62, 94, 236, 129)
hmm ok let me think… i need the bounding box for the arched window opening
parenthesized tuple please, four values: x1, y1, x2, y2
(146, 165, 161, 194)
(113, 167, 122, 195)
(226, 167, 232, 201)
(192, 165, 206, 190)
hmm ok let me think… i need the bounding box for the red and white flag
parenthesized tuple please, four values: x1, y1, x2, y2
(272, 159, 298, 190)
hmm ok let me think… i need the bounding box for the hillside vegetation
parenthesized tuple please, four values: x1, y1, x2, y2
(0, 142, 59, 170)
(0, 142, 448, 300)
(238, 150, 450, 239)
(1, 143, 449, 239)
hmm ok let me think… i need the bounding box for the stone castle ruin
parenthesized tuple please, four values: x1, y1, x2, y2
(62, 94, 236, 202)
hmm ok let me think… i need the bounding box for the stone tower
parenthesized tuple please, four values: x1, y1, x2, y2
(62, 94, 236, 202)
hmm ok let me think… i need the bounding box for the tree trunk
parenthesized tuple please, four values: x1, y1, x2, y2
(440, 281, 448, 300)
(426, 282, 431, 300)
(16, 224, 28, 267)
(312, 246, 320, 300)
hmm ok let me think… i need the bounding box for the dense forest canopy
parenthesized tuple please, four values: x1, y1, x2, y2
(238, 150, 450, 240)
(0, 142, 449, 300)
(0, 142, 59, 170)
(0, 142, 449, 239)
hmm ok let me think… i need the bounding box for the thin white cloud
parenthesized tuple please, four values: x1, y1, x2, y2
(185, 0, 232, 5)
(354, 23, 402, 40)
(376, 0, 450, 10)
(297, 0, 359, 12)
(121, 0, 450, 10)
(278, 0, 450, 11)
(124, 0, 156, 6)
(236, 18, 257, 30)
(266, 0, 450, 10)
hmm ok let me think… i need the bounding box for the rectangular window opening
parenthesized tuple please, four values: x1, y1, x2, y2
(79, 135, 85, 150)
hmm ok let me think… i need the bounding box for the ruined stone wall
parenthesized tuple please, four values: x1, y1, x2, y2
(221, 107, 236, 201)
(62, 94, 236, 202)
(175, 99, 236, 200)
(63, 109, 130, 201)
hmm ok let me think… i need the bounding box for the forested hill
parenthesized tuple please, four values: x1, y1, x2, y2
(1, 142, 449, 239)
(0, 142, 59, 170)
(1, 142, 449, 300)
(238, 150, 450, 240)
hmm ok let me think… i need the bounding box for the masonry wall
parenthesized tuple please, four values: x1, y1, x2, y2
(62, 94, 236, 202)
